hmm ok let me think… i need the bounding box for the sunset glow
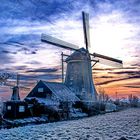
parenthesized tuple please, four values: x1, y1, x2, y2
(0, 0, 139, 100)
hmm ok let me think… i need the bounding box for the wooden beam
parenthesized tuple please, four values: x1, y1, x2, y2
(61, 52, 64, 83)
(92, 53, 122, 64)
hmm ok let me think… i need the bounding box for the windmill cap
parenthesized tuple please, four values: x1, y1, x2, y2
(65, 47, 90, 62)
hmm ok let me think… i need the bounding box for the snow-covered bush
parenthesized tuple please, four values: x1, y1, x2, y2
(105, 102, 117, 112)
(0, 97, 3, 114)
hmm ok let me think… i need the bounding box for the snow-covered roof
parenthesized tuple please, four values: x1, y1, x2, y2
(36, 98, 59, 106)
(42, 81, 80, 102)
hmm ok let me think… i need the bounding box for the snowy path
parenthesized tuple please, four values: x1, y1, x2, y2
(0, 108, 140, 140)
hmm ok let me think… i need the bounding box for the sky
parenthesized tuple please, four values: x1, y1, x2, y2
(0, 0, 139, 100)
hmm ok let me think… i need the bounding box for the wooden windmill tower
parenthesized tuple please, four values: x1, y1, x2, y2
(41, 12, 122, 102)
(10, 74, 20, 100)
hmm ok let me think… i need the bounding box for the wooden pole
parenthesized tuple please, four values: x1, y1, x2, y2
(61, 52, 64, 83)
(17, 74, 19, 86)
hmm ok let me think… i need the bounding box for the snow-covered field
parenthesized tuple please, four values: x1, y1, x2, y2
(0, 108, 140, 140)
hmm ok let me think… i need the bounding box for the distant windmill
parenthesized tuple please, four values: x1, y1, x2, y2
(10, 74, 20, 100)
(1, 74, 30, 101)
(41, 12, 122, 102)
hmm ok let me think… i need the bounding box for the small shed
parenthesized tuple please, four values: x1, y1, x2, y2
(3, 101, 28, 119)
(3, 86, 28, 119)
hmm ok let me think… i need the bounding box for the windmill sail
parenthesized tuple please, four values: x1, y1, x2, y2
(41, 34, 79, 50)
(82, 12, 91, 50)
(91, 53, 123, 67)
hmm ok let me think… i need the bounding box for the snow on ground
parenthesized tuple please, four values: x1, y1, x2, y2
(0, 108, 140, 140)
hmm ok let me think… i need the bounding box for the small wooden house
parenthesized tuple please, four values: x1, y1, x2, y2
(25, 80, 80, 119)
(26, 80, 80, 106)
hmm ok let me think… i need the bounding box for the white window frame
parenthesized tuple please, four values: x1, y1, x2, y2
(19, 106, 25, 112)
(38, 87, 44, 93)
(7, 105, 11, 110)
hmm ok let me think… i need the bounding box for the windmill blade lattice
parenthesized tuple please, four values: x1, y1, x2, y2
(91, 53, 123, 68)
(41, 34, 79, 50)
(82, 12, 91, 50)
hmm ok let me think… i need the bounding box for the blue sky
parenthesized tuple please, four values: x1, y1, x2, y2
(0, 0, 140, 99)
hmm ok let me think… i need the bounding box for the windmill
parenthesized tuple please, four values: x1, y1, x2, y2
(41, 12, 122, 102)
(1, 74, 30, 101)
(2, 74, 30, 119)
(10, 74, 20, 101)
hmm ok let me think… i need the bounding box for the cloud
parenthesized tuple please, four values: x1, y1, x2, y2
(95, 68, 140, 86)
(0, 53, 14, 65)
(1, 50, 17, 54)
(0, 0, 140, 99)
(0, 0, 89, 22)
(100, 76, 114, 78)
(124, 85, 140, 89)
(20, 73, 61, 81)
(108, 70, 140, 76)
(27, 68, 58, 73)
(25, 61, 41, 65)
(96, 78, 127, 86)
(131, 63, 140, 67)
(17, 47, 38, 55)
(94, 75, 114, 79)
(14, 66, 28, 71)
(96, 75, 140, 86)
(94, 67, 135, 72)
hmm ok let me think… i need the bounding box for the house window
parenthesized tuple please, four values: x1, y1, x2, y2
(38, 88, 44, 92)
(7, 106, 11, 110)
(19, 106, 25, 112)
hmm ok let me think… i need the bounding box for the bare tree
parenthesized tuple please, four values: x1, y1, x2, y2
(128, 94, 133, 103)
(0, 72, 14, 85)
(98, 86, 110, 103)
(128, 94, 139, 107)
